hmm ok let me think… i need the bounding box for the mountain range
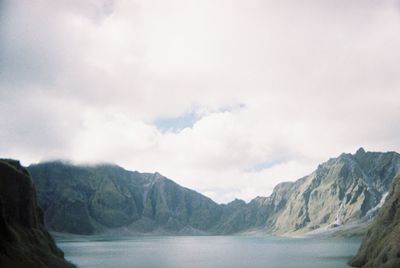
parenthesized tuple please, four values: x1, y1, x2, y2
(27, 148, 400, 235)
(1, 148, 400, 268)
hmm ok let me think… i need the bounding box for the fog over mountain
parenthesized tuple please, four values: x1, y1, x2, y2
(1, 0, 400, 202)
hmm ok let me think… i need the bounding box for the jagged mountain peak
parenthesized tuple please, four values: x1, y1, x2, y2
(356, 147, 366, 155)
(226, 198, 247, 206)
(267, 149, 400, 234)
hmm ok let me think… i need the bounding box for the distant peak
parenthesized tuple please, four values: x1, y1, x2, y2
(152, 172, 166, 181)
(228, 198, 246, 206)
(356, 147, 366, 155)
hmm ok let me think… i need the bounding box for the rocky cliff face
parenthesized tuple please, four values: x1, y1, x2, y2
(265, 148, 400, 234)
(0, 159, 74, 268)
(349, 174, 400, 268)
(213, 148, 400, 235)
(28, 148, 400, 235)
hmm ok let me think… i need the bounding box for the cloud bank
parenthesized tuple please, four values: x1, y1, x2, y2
(1, 0, 400, 202)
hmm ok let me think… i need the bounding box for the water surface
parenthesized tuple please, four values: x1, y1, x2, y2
(57, 236, 360, 268)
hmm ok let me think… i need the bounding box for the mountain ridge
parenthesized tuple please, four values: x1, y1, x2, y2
(28, 161, 222, 234)
(27, 148, 400, 235)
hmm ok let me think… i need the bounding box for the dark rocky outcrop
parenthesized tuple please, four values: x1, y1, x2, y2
(349, 174, 400, 268)
(0, 159, 75, 268)
(28, 148, 400, 235)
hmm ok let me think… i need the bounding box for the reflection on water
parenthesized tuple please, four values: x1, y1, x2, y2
(57, 236, 361, 268)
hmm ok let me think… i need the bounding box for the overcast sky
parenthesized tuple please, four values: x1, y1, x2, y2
(1, 0, 400, 203)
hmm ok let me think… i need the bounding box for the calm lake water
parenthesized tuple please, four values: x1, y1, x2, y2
(57, 236, 361, 268)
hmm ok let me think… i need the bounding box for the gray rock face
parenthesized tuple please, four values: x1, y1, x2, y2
(225, 148, 400, 234)
(28, 148, 400, 235)
(212, 148, 400, 235)
(267, 148, 400, 234)
(349, 174, 400, 268)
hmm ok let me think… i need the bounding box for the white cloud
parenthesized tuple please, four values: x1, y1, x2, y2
(1, 0, 400, 203)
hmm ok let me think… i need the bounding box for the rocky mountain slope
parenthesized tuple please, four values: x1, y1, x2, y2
(0, 159, 74, 268)
(213, 148, 400, 234)
(28, 148, 400, 235)
(349, 174, 400, 268)
(265, 148, 400, 234)
(28, 162, 222, 234)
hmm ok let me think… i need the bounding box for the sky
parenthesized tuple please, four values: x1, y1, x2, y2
(1, 0, 400, 203)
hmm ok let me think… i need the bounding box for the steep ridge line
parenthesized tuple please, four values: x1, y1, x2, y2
(28, 148, 400, 235)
